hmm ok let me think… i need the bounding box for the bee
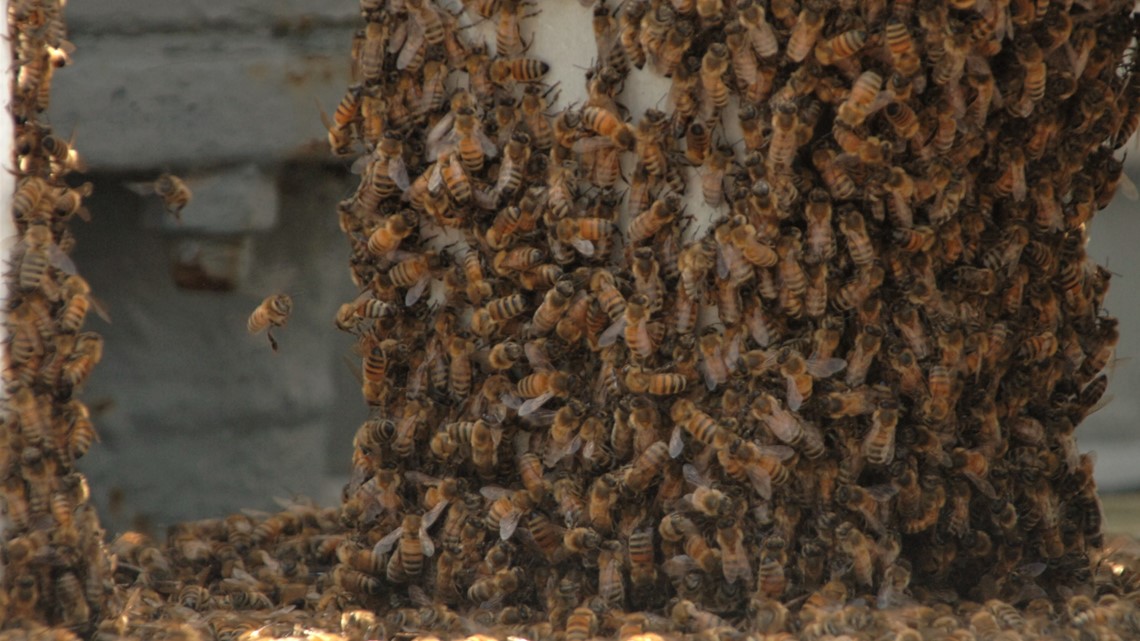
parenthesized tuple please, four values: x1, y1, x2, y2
(595, 539, 626, 608)
(815, 29, 866, 65)
(133, 173, 193, 221)
(832, 265, 885, 312)
(494, 130, 531, 202)
(738, 0, 779, 59)
(366, 212, 415, 257)
(845, 325, 884, 388)
(516, 371, 575, 419)
(777, 349, 844, 411)
(361, 337, 398, 403)
(750, 393, 824, 458)
(565, 606, 599, 641)
(623, 441, 670, 492)
(863, 401, 899, 465)
(716, 518, 752, 586)
(333, 565, 382, 596)
(700, 43, 731, 111)
(246, 294, 293, 352)
(490, 58, 551, 86)
(625, 368, 687, 396)
(785, 3, 825, 62)
(581, 105, 635, 151)
(468, 567, 526, 607)
(628, 193, 680, 245)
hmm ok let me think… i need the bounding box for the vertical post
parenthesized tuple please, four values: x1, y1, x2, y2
(0, 0, 14, 355)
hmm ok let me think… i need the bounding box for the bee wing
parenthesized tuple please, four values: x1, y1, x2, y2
(423, 498, 450, 530)
(499, 392, 523, 411)
(786, 376, 804, 411)
(524, 341, 554, 370)
(806, 357, 847, 378)
(962, 471, 998, 500)
(405, 275, 431, 307)
(543, 434, 581, 468)
(668, 424, 685, 459)
(518, 391, 555, 417)
(419, 525, 436, 558)
(123, 180, 158, 196)
(387, 21, 408, 54)
(598, 317, 627, 347)
(663, 554, 699, 579)
(571, 238, 596, 256)
(388, 157, 411, 192)
(373, 526, 404, 556)
(480, 486, 513, 500)
(48, 244, 77, 275)
(425, 162, 445, 194)
(743, 465, 773, 500)
(698, 358, 720, 392)
(756, 444, 796, 461)
(866, 483, 900, 502)
(1119, 172, 1140, 201)
(571, 136, 616, 154)
(681, 463, 712, 488)
(396, 25, 426, 70)
(473, 187, 499, 210)
(500, 509, 523, 541)
(407, 584, 433, 607)
(404, 471, 441, 486)
(723, 542, 753, 585)
(476, 129, 499, 158)
(492, 157, 516, 195)
(427, 112, 457, 151)
(522, 408, 556, 427)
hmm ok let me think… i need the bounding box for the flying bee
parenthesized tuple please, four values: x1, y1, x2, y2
(750, 392, 824, 458)
(128, 173, 192, 221)
(247, 294, 293, 352)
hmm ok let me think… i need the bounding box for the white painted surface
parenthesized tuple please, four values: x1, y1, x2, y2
(1, 1, 15, 358)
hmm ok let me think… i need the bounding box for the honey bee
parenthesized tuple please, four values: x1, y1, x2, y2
(490, 58, 550, 85)
(750, 392, 824, 458)
(625, 368, 688, 396)
(516, 370, 575, 416)
(845, 325, 884, 388)
(785, 2, 824, 62)
(246, 294, 294, 351)
(777, 349, 845, 411)
(623, 441, 670, 492)
(468, 567, 526, 607)
(699, 43, 730, 111)
(588, 473, 619, 533)
(863, 401, 899, 466)
(714, 518, 751, 586)
(130, 173, 192, 221)
(366, 212, 415, 257)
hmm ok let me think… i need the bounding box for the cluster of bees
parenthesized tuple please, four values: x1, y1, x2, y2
(5, 0, 1140, 637)
(1, 0, 117, 634)
(323, 0, 1140, 631)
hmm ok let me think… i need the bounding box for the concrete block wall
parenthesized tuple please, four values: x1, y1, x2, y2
(45, 0, 1140, 535)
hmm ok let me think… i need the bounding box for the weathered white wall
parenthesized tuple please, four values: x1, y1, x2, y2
(46, 0, 1140, 534)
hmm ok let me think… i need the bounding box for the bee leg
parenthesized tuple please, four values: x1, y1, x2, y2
(268, 329, 279, 352)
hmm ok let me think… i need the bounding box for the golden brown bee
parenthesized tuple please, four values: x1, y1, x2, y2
(623, 441, 670, 492)
(699, 43, 731, 110)
(366, 212, 415, 257)
(815, 29, 866, 65)
(738, 1, 779, 58)
(487, 340, 523, 371)
(863, 400, 900, 466)
(751, 392, 824, 458)
(582, 105, 635, 151)
(625, 367, 687, 396)
(785, 4, 824, 62)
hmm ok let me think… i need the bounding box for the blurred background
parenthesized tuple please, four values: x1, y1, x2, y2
(45, 0, 1140, 536)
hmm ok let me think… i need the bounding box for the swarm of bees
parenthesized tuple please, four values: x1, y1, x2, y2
(8, 0, 1140, 637)
(2, 0, 116, 634)
(324, 0, 1140, 632)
